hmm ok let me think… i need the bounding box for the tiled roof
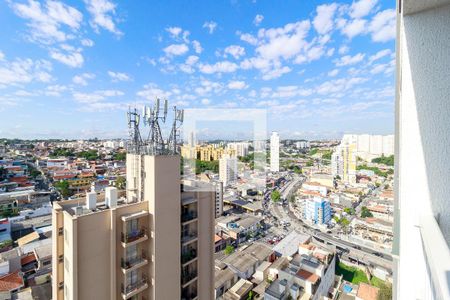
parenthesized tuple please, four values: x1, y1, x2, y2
(21, 253, 37, 266)
(0, 271, 23, 292)
(296, 269, 319, 284)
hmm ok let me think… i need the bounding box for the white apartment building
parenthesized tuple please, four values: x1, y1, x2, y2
(219, 155, 237, 187)
(331, 138, 357, 184)
(342, 134, 394, 161)
(227, 142, 249, 157)
(270, 132, 280, 172)
(395, 1, 450, 299)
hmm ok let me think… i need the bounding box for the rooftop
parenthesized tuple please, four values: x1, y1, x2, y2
(356, 283, 379, 300)
(272, 230, 310, 257)
(297, 269, 320, 284)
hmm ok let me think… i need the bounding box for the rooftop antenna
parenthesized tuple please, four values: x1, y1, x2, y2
(168, 106, 184, 154)
(126, 106, 143, 154)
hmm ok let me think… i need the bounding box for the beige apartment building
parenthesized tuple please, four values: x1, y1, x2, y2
(52, 155, 215, 300)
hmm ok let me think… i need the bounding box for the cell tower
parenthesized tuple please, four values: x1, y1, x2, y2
(126, 98, 183, 155)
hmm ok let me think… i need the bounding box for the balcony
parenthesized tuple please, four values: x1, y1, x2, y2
(419, 213, 450, 299)
(181, 248, 197, 265)
(181, 269, 198, 287)
(181, 211, 198, 223)
(121, 228, 148, 247)
(181, 231, 198, 245)
(121, 252, 148, 274)
(181, 287, 198, 300)
(121, 276, 148, 299)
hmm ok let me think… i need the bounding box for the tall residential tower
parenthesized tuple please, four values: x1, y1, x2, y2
(270, 132, 280, 172)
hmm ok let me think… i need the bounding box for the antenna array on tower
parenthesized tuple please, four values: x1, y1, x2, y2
(126, 98, 184, 155)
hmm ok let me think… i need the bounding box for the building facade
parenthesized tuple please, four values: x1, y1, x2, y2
(270, 132, 280, 172)
(52, 155, 215, 300)
(219, 156, 237, 187)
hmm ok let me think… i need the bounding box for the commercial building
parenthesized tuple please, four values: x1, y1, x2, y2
(219, 155, 237, 187)
(52, 154, 215, 300)
(270, 132, 280, 172)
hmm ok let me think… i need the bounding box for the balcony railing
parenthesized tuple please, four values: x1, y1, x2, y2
(181, 269, 198, 285)
(419, 213, 450, 299)
(121, 276, 148, 298)
(181, 211, 198, 223)
(181, 248, 197, 264)
(181, 231, 198, 244)
(121, 252, 148, 271)
(121, 228, 147, 244)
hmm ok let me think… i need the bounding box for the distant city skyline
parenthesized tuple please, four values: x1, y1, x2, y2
(0, 0, 395, 139)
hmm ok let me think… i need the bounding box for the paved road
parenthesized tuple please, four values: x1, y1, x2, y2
(267, 177, 393, 272)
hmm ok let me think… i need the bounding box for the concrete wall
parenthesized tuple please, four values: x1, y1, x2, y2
(396, 1, 450, 298)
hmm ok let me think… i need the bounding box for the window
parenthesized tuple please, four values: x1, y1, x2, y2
(43, 260, 51, 266)
(58, 255, 63, 263)
(58, 281, 64, 290)
(58, 227, 63, 236)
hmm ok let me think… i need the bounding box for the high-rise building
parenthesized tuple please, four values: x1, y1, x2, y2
(219, 155, 237, 187)
(227, 142, 249, 157)
(52, 154, 215, 300)
(332, 139, 357, 184)
(342, 134, 394, 161)
(304, 197, 331, 225)
(270, 132, 280, 172)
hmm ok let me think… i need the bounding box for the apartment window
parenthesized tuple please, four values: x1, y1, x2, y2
(126, 244, 138, 261)
(126, 270, 138, 287)
(126, 219, 138, 234)
(58, 227, 63, 236)
(58, 255, 63, 263)
(58, 281, 64, 290)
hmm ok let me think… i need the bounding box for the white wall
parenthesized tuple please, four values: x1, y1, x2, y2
(396, 1, 450, 298)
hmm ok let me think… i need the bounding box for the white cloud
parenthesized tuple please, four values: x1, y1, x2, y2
(198, 61, 238, 74)
(166, 26, 182, 38)
(72, 73, 95, 85)
(313, 3, 338, 35)
(136, 83, 172, 100)
(227, 81, 248, 90)
(45, 84, 67, 96)
(261, 66, 291, 80)
(163, 44, 189, 56)
(192, 40, 203, 54)
(203, 21, 217, 34)
(0, 51, 4, 61)
(201, 98, 210, 105)
(350, 0, 378, 19)
(224, 45, 246, 59)
(239, 33, 258, 46)
(368, 49, 391, 63)
(84, 0, 121, 35)
(0, 58, 52, 85)
(328, 69, 339, 77)
(50, 47, 84, 67)
(185, 55, 199, 65)
(253, 14, 264, 26)
(108, 71, 131, 81)
(338, 45, 349, 54)
(73, 89, 123, 103)
(81, 39, 94, 47)
(11, 0, 83, 44)
(341, 18, 367, 39)
(335, 53, 365, 66)
(368, 9, 396, 42)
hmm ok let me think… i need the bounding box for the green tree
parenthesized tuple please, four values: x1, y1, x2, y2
(372, 155, 394, 166)
(247, 291, 254, 300)
(344, 207, 355, 215)
(224, 245, 234, 255)
(115, 176, 126, 189)
(113, 152, 126, 161)
(361, 206, 374, 218)
(195, 160, 219, 174)
(309, 148, 318, 156)
(322, 150, 332, 160)
(271, 190, 281, 202)
(55, 180, 72, 198)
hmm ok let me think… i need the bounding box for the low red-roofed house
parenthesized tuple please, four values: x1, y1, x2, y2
(0, 271, 24, 295)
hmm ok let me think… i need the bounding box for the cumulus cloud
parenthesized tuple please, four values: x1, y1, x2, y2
(81, 39, 94, 47)
(350, 0, 378, 19)
(335, 53, 365, 66)
(328, 69, 339, 77)
(192, 40, 203, 54)
(224, 45, 246, 59)
(166, 26, 182, 38)
(108, 71, 131, 81)
(341, 19, 367, 39)
(227, 81, 248, 90)
(49, 46, 84, 67)
(72, 72, 95, 85)
(11, 0, 83, 44)
(313, 3, 338, 35)
(368, 9, 396, 42)
(163, 44, 189, 56)
(203, 21, 217, 34)
(136, 83, 172, 100)
(253, 14, 264, 26)
(239, 33, 258, 46)
(368, 49, 391, 64)
(198, 61, 238, 74)
(84, 0, 121, 35)
(0, 57, 52, 85)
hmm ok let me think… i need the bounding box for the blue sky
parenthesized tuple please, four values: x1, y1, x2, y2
(0, 0, 396, 140)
